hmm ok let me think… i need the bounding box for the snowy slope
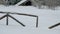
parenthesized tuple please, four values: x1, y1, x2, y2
(0, 5, 60, 34)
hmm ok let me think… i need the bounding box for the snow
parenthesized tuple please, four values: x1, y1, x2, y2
(0, 5, 60, 34)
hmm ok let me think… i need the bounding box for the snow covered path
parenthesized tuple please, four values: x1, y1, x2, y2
(0, 6, 60, 34)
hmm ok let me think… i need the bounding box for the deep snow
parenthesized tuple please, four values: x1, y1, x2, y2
(0, 5, 60, 34)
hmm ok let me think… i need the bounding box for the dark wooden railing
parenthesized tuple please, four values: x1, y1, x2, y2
(0, 11, 38, 28)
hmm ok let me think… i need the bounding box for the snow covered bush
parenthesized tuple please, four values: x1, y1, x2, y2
(30, 0, 60, 9)
(0, 0, 21, 5)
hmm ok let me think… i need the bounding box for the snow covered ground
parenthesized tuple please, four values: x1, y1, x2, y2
(0, 5, 60, 34)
